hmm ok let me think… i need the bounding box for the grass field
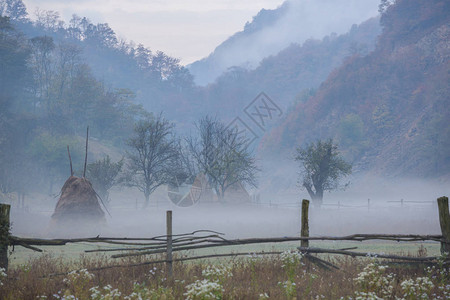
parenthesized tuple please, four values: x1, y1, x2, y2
(9, 238, 442, 266)
(4, 201, 446, 298)
(1, 241, 448, 299)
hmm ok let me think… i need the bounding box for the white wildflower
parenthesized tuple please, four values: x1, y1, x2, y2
(184, 279, 224, 300)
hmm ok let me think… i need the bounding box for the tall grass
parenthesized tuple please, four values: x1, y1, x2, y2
(0, 250, 448, 299)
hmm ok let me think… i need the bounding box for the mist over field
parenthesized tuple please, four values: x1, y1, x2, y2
(10, 175, 448, 239)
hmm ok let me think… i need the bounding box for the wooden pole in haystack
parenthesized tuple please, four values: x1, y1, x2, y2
(301, 199, 310, 248)
(0, 204, 11, 271)
(67, 145, 73, 176)
(83, 126, 89, 178)
(166, 210, 173, 277)
(437, 196, 450, 255)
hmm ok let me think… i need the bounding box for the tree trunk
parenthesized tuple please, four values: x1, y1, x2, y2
(305, 184, 323, 209)
(217, 192, 225, 203)
(0, 204, 10, 271)
(216, 186, 226, 203)
(144, 193, 150, 208)
(314, 189, 324, 208)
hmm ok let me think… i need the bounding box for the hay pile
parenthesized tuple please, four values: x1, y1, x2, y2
(52, 176, 105, 223)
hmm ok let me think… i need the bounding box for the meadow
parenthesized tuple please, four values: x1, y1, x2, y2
(4, 190, 448, 299)
(1, 240, 448, 299)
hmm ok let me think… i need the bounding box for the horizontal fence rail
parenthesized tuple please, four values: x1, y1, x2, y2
(0, 196, 448, 275)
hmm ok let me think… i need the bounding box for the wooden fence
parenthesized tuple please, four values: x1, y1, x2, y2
(0, 197, 449, 274)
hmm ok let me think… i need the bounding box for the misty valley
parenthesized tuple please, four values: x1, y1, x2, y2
(0, 0, 449, 299)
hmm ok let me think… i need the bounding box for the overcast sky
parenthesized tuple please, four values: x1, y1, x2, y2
(22, 0, 285, 64)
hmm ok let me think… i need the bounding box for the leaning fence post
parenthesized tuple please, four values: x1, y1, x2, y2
(166, 210, 173, 277)
(0, 204, 11, 271)
(301, 199, 310, 248)
(437, 196, 450, 255)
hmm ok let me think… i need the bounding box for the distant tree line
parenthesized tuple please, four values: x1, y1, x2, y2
(0, 6, 195, 206)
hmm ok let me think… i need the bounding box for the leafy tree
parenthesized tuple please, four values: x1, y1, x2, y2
(0, 0, 28, 21)
(84, 22, 117, 48)
(54, 42, 82, 99)
(0, 16, 30, 109)
(34, 8, 64, 31)
(125, 114, 179, 207)
(86, 155, 123, 205)
(187, 116, 259, 202)
(294, 139, 352, 207)
(0, 117, 37, 208)
(0, 16, 35, 205)
(28, 132, 82, 194)
(29, 35, 55, 114)
(151, 51, 180, 81)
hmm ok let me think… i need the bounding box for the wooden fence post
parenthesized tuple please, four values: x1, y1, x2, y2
(301, 199, 310, 248)
(437, 196, 450, 255)
(0, 204, 11, 271)
(166, 210, 173, 277)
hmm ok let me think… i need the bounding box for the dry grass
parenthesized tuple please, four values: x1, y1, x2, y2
(0, 249, 448, 299)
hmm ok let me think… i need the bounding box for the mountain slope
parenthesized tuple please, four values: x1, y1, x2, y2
(188, 0, 380, 86)
(261, 0, 450, 179)
(199, 17, 381, 122)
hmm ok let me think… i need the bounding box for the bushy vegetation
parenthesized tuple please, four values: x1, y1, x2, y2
(0, 251, 448, 299)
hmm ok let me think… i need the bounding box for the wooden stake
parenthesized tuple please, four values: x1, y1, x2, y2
(67, 145, 73, 176)
(437, 196, 450, 255)
(301, 199, 310, 248)
(166, 210, 173, 277)
(83, 126, 89, 178)
(0, 204, 11, 271)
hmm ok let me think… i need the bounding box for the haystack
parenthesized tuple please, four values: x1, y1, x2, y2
(52, 176, 105, 223)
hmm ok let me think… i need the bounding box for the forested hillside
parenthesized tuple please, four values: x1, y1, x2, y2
(9, 5, 200, 121)
(0, 1, 199, 200)
(262, 0, 450, 179)
(188, 0, 380, 85)
(200, 17, 381, 119)
(0, 13, 148, 198)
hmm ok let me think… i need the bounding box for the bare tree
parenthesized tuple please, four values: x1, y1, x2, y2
(295, 139, 352, 208)
(125, 114, 179, 207)
(187, 116, 259, 202)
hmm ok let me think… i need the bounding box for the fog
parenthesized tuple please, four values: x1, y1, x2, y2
(10, 172, 448, 241)
(189, 0, 380, 85)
